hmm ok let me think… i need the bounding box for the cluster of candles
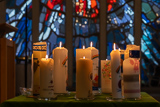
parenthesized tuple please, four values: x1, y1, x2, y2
(33, 41, 140, 100)
(101, 43, 140, 100)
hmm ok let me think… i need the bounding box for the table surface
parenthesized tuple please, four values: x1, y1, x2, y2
(0, 92, 160, 107)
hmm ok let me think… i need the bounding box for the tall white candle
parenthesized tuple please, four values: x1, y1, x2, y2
(87, 42, 99, 91)
(76, 45, 91, 60)
(101, 59, 112, 93)
(76, 57, 93, 99)
(110, 43, 121, 99)
(40, 55, 54, 98)
(52, 42, 68, 94)
(123, 59, 140, 99)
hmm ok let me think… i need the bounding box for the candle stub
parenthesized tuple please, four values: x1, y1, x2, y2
(101, 60, 112, 93)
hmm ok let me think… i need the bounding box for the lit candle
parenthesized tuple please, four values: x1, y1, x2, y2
(110, 43, 122, 99)
(40, 55, 54, 98)
(33, 42, 47, 95)
(76, 56, 93, 99)
(52, 42, 68, 94)
(101, 59, 112, 93)
(87, 42, 99, 93)
(76, 45, 91, 60)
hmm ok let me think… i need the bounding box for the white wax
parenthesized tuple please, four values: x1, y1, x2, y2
(87, 47, 99, 88)
(40, 58, 54, 98)
(110, 50, 121, 99)
(76, 49, 91, 60)
(123, 58, 140, 98)
(52, 47, 68, 94)
(101, 60, 112, 93)
(76, 58, 93, 99)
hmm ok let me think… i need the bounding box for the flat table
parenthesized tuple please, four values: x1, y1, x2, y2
(0, 92, 160, 107)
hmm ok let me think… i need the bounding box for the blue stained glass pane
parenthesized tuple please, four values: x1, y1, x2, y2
(57, 38, 65, 45)
(18, 42, 26, 57)
(16, 0, 24, 6)
(142, 13, 150, 23)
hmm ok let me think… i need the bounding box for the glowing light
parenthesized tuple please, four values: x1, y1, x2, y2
(83, 56, 85, 59)
(59, 42, 62, 48)
(46, 55, 48, 59)
(90, 42, 93, 47)
(83, 45, 85, 49)
(119, 48, 120, 51)
(10, 38, 12, 41)
(113, 43, 116, 50)
(106, 59, 108, 61)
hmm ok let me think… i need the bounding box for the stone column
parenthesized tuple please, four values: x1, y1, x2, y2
(32, 0, 39, 42)
(0, 0, 6, 23)
(100, 0, 107, 87)
(65, 0, 73, 90)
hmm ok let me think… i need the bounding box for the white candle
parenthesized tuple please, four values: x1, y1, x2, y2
(76, 57, 93, 99)
(87, 42, 99, 91)
(101, 59, 112, 93)
(110, 43, 122, 99)
(33, 42, 47, 95)
(52, 42, 68, 94)
(76, 45, 91, 60)
(40, 55, 54, 98)
(123, 58, 140, 99)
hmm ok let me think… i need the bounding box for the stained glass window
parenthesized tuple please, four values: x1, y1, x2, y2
(106, 0, 134, 57)
(39, 0, 66, 56)
(141, 0, 160, 86)
(6, 0, 32, 57)
(73, 0, 100, 56)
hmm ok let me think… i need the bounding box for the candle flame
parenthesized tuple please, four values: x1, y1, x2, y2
(119, 48, 120, 51)
(83, 45, 85, 49)
(59, 42, 62, 48)
(90, 42, 93, 47)
(113, 43, 116, 50)
(106, 59, 108, 61)
(83, 56, 85, 59)
(10, 38, 12, 41)
(46, 55, 48, 59)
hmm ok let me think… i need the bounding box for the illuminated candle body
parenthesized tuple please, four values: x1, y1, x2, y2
(52, 47, 68, 94)
(40, 58, 54, 98)
(110, 50, 121, 99)
(76, 58, 93, 99)
(87, 47, 99, 90)
(124, 45, 136, 59)
(76, 49, 91, 60)
(123, 58, 140, 99)
(33, 42, 47, 95)
(101, 60, 112, 93)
